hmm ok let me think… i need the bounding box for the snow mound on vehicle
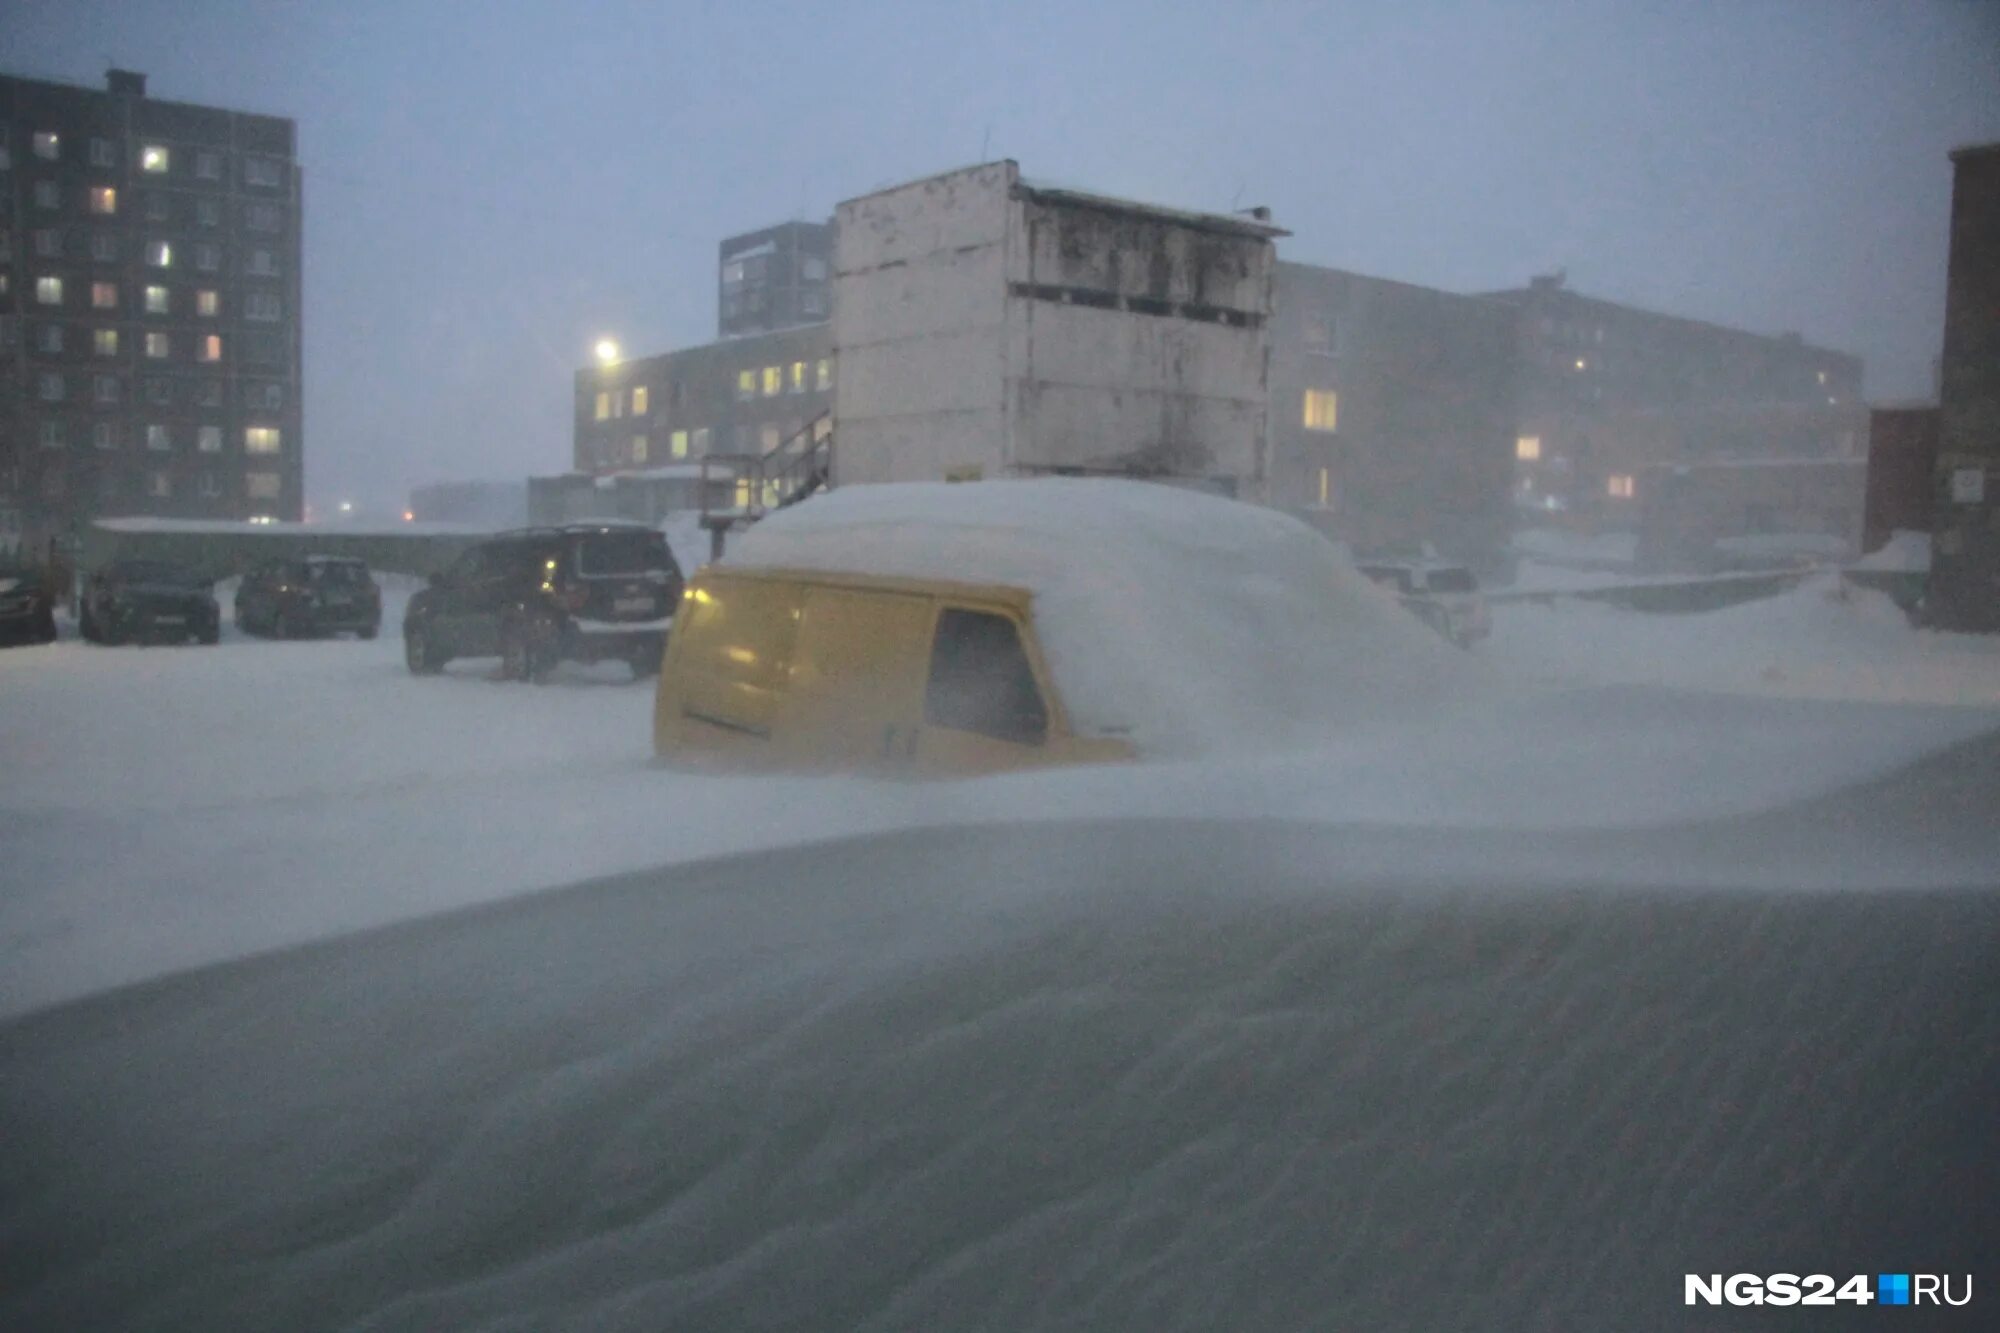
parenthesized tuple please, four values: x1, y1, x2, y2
(728, 480, 1482, 757)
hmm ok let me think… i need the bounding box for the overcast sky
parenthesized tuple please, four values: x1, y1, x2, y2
(11, 0, 2000, 512)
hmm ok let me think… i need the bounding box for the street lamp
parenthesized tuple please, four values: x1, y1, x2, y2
(595, 337, 621, 365)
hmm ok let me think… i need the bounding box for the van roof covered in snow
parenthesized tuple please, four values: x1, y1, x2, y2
(726, 479, 1482, 758)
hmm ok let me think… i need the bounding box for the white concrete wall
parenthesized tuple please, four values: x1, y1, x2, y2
(832, 161, 1275, 497)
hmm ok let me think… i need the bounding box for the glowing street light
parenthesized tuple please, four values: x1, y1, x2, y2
(402, 509, 415, 523)
(338, 500, 354, 513)
(594, 337, 621, 365)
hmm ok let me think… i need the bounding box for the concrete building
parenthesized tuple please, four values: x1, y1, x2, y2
(572, 322, 833, 476)
(1484, 274, 1864, 526)
(718, 220, 832, 339)
(0, 69, 304, 550)
(1930, 142, 2000, 630)
(1269, 262, 1516, 566)
(831, 161, 1284, 496)
(1861, 404, 1941, 555)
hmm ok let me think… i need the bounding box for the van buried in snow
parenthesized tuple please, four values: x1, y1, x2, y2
(654, 479, 1478, 775)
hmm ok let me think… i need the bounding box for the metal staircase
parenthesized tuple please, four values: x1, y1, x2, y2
(698, 412, 832, 560)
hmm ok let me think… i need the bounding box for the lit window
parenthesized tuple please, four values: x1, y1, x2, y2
(36, 276, 63, 306)
(145, 285, 169, 314)
(631, 385, 649, 415)
(671, 429, 689, 459)
(33, 132, 60, 160)
(94, 329, 118, 356)
(94, 421, 118, 448)
(762, 365, 782, 396)
(1607, 474, 1635, 499)
(196, 150, 222, 180)
(94, 375, 119, 404)
(141, 145, 170, 173)
(632, 435, 649, 463)
(147, 424, 171, 450)
(199, 334, 222, 362)
(148, 241, 172, 268)
(89, 138, 115, 167)
(1816, 370, 1829, 386)
(790, 361, 807, 393)
(1302, 388, 1338, 432)
(146, 332, 171, 359)
(245, 427, 282, 453)
(33, 181, 59, 208)
(594, 391, 610, 421)
(815, 358, 833, 391)
(1317, 466, 1332, 508)
(150, 471, 172, 498)
(198, 426, 222, 452)
(198, 290, 221, 317)
(736, 370, 756, 401)
(89, 186, 117, 215)
(92, 282, 117, 309)
(246, 471, 281, 499)
(1516, 435, 1542, 462)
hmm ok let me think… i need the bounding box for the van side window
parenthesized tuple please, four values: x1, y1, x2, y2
(925, 609, 1047, 745)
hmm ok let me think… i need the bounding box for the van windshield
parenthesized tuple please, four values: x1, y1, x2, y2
(1428, 568, 1477, 594)
(573, 530, 675, 577)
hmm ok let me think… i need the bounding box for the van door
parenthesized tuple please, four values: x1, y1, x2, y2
(912, 606, 1060, 775)
(786, 585, 934, 770)
(666, 575, 802, 753)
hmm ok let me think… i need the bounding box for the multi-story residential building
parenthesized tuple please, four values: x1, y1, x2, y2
(1484, 273, 1864, 526)
(1269, 262, 1517, 566)
(0, 69, 304, 548)
(717, 220, 832, 339)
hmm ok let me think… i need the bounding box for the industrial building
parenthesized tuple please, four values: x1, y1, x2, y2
(717, 220, 832, 340)
(831, 161, 1283, 497)
(0, 69, 304, 551)
(1930, 141, 2000, 631)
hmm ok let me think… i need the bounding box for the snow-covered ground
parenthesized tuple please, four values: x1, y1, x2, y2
(3, 562, 1997, 1329)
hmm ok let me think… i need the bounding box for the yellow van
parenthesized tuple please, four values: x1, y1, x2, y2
(653, 566, 1132, 776)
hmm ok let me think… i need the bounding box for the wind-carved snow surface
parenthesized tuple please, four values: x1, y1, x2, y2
(728, 480, 1483, 758)
(3, 814, 1997, 1332)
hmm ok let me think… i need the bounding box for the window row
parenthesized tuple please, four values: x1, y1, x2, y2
(7, 132, 286, 185)
(12, 237, 285, 273)
(32, 418, 283, 453)
(29, 467, 285, 503)
(732, 358, 835, 401)
(26, 281, 283, 321)
(20, 182, 287, 228)
(32, 368, 290, 404)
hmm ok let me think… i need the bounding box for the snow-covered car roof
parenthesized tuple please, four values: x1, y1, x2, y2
(727, 479, 1482, 758)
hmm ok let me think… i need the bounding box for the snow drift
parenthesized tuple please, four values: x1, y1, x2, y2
(3, 807, 1996, 1332)
(727, 479, 1482, 758)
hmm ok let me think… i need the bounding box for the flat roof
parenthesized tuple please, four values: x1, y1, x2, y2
(1015, 179, 1290, 240)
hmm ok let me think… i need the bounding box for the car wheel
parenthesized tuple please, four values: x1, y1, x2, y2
(359, 621, 379, 641)
(404, 626, 444, 675)
(275, 610, 298, 640)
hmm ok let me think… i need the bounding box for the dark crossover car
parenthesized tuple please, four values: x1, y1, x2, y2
(236, 556, 383, 639)
(79, 560, 220, 646)
(0, 561, 59, 646)
(403, 523, 683, 681)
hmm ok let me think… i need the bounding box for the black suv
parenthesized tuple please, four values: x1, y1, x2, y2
(403, 524, 683, 681)
(79, 560, 221, 645)
(236, 556, 383, 639)
(0, 560, 59, 646)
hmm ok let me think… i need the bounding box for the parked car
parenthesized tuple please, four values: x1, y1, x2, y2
(236, 556, 382, 639)
(1354, 557, 1492, 648)
(0, 560, 59, 646)
(403, 523, 682, 681)
(78, 560, 220, 646)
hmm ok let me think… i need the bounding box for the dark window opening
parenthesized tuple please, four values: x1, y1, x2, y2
(926, 609, 1048, 745)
